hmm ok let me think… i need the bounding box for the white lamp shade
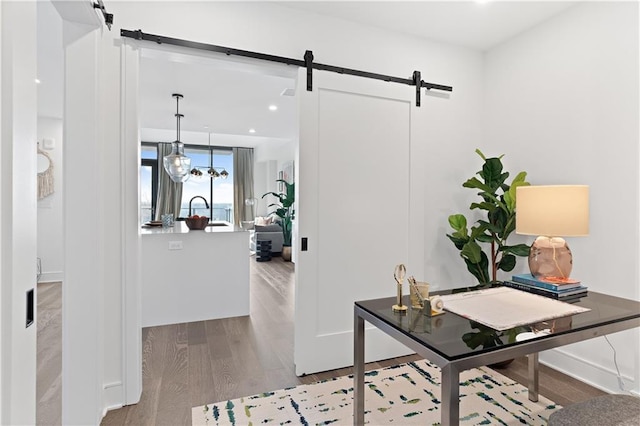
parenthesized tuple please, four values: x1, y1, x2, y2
(516, 185, 589, 236)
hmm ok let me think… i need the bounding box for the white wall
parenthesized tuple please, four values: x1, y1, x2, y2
(484, 1, 640, 394)
(254, 138, 296, 216)
(37, 117, 64, 282)
(253, 159, 277, 217)
(37, 1, 65, 284)
(253, 138, 295, 164)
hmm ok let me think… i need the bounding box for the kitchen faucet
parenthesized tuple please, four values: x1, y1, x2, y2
(188, 196, 210, 217)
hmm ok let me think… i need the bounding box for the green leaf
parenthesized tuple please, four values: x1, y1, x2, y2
(475, 149, 487, 161)
(476, 219, 502, 234)
(480, 158, 504, 188)
(446, 234, 468, 250)
(501, 244, 531, 257)
(475, 234, 494, 243)
(446, 234, 465, 243)
(498, 172, 510, 187)
(466, 252, 490, 284)
(462, 328, 502, 349)
(506, 176, 529, 213)
(488, 209, 508, 233)
(448, 214, 467, 233)
(465, 261, 484, 284)
(461, 241, 483, 264)
(503, 191, 514, 213)
(498, 254, 517, 272)
(469, 226, 486, 239)
(469, 201, 497, 212)
(462, 177, 493, 193)
(262, 192, 284, 202)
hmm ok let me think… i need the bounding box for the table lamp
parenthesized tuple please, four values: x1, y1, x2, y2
(516, 185, 589, 282)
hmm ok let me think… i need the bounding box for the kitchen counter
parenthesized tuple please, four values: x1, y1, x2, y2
(141, 221, 250, 327)
(141, 221, 243, 235)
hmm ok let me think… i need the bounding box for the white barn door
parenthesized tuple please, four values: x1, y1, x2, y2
(295, 68, 425, 375)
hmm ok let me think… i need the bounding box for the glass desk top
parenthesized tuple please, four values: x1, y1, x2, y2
(355, 287, 640, 362)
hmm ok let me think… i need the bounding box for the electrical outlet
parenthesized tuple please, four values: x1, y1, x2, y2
(168, 241, 183, 250)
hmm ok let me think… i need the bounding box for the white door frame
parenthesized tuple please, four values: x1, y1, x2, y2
(0, 2, 38, 423)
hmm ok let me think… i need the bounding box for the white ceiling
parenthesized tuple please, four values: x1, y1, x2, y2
(39, 1, 580, 145)
(139, 48, 298, 143)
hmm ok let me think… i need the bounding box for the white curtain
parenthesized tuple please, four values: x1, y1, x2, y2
(155, 143, 183, 220)
(233, 147, 254, 225)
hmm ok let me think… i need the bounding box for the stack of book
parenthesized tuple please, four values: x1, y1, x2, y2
(503, 273, 588, 301)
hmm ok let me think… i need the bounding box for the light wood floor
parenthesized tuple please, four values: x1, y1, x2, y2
(37, 282, 63, 426)
(37, 259, 605, 425)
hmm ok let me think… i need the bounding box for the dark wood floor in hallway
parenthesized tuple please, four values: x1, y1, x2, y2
(35, 256, 605, 425)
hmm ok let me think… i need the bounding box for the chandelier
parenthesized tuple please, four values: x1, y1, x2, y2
(163, 93, 192, 183)
(190, 132, 229, 179)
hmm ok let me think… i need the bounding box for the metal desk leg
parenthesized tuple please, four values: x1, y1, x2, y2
(528, 353, 539, 402)
(353, 310, 365, 425)
(441, 364, 460, 426)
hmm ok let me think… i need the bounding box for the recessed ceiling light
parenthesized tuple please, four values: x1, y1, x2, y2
(35, 78, 41, 84)
(268, 105, 278, 111)
(249, 128, 256, 134)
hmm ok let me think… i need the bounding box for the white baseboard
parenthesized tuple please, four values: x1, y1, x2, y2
(294, 327, 413, 376)
(540, 347, 637, 394)
(38, 271, 64, 283)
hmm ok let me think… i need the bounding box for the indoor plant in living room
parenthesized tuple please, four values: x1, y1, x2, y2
(262, 179, 295, 261)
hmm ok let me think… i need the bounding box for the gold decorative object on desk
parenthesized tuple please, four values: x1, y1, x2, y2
(392, 264, 407, 313)
(408, 276, 430, 309)
(406, 275, 444, 317)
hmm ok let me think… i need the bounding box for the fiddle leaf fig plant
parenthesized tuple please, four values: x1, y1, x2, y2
(447, 149, 531, 284)
(262, 179, 295, 246)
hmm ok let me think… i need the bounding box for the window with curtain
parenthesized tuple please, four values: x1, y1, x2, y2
(181, 146, 234, 221)
(139, 142, 235, 222)
(140, 145, 158, 223)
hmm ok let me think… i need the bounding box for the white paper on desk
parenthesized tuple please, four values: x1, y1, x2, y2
(439, 287, 590, 331)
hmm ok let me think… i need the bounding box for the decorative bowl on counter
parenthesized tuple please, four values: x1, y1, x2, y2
(185, 216, 209, 230)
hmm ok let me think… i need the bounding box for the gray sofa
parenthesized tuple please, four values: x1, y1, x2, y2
(250, 224, 284, 254)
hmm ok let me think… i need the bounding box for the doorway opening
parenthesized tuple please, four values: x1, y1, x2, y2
(128, 44, 300, 417)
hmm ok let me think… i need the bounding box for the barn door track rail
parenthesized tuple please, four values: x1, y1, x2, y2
(120, 29, 453, 106)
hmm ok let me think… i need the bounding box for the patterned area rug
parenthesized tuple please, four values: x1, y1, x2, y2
(192, 360, 559, 425)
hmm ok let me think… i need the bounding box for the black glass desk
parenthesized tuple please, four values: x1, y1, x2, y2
(353, 289, 640, 426)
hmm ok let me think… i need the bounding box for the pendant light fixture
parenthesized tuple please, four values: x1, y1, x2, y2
(186, 130, 230, 179)
(206, 132, 218, 178)
(205, 132, 229, 180)
(163, 93, 191, 183)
